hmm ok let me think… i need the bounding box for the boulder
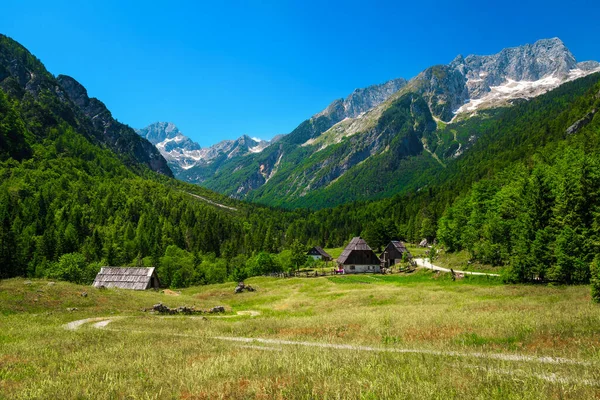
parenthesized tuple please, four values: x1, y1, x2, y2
(566, 109, 597, 135)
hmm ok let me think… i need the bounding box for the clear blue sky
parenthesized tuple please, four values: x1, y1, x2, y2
(1, 0, 599, 146)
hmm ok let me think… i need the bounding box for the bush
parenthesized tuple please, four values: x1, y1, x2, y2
(46, 252, 97, 284)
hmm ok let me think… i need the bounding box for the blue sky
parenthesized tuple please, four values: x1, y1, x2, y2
(1, 0, 599, 146)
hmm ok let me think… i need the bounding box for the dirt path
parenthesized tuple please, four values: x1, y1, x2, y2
(212, 336, 589, 366)
(414, 258, 500, 277)
(184, 192, 238, 211)
(63, 310, 261, 330)
(64, 317, 111, 330)
(64, 316, 590, 366)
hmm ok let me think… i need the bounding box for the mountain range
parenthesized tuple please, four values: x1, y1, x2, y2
(138, 38, 599, 208)
(2, 31, 600, 289)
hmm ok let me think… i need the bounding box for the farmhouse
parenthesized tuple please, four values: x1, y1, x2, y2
(380, 241, 412, 268)
(337, 237, 381, 273)
(92, 267, 160, 290)
(307, 246, 333, 262)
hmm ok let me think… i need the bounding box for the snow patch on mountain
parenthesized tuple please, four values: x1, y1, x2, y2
(454, 66, 600, 117)
(137, 122, 282, 172)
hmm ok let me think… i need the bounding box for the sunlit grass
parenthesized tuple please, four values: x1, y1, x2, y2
(1, 275, 599, 399)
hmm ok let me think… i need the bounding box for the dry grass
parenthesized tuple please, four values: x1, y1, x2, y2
(1, 272, 599, 399)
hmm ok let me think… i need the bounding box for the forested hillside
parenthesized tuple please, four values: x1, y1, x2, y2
(2, 32, 600, 291)
(191, 38, 600, 209)
(437, 82, 600, 284)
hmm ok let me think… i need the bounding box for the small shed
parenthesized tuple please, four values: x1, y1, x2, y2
(380, 241, 412, 268)
(92, 267, 160, 290)
(307, 246, 333, 262)
(337, 237, 381, 274)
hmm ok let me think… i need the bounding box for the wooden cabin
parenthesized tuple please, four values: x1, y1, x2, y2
(380, 241, 412, 268)
(92, 267, 160, 290)
(337, 237, 381, 273)
(307, 246, 333, 262)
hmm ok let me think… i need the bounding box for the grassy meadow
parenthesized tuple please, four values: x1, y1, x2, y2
(1, 271, 599, 399)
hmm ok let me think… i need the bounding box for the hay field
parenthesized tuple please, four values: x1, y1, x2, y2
(1, 271, 599, 399)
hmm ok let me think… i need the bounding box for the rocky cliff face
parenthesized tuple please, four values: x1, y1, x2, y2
(330, 38, 600, 132)
(445, 38, 600, 118)
(57, 75, 172, 176)
(315, 78, 407, 120)
(0, 34, 172, 177)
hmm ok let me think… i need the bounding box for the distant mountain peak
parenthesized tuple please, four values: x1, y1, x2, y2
(136, 122, 280, 176)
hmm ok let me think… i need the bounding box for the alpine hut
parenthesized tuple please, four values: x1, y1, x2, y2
(307, 246, 333, 262)
(380, 241, 412, 268)
(92, 267, 160, 290)
(337, 237, 381, 273)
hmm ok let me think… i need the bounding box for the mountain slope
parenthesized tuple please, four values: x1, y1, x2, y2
(0, 34, 306, 285)
(151, 78, 407, 193)
(0, 34, 172, 177)
(197, 38, 600, 208)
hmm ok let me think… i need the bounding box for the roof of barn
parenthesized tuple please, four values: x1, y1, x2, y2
(337, 237, 379, 265)
(92, 267, 157, 290)
(309, 246, 332, 258)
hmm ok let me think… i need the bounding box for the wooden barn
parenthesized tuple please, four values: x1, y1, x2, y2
(307, 246, 333, 262)
(337, 237, 381, 273)
(92, 267, 160, 290)
(380, 241, 412, 268)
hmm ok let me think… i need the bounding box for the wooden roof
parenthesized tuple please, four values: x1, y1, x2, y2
(390, 241, 408, 252)
(337, 237, 380, 265)
(308, 246, 332, 259)
(92, 267, 159, 290)
(381, 241, 411, 259)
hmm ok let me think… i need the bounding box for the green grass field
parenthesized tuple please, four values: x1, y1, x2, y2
(1, 271, 599, 399)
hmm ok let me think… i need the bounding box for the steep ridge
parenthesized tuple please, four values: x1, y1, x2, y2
(0, 34, 172, 177)
(0, 34, 308, 284)
(142, 78, 407, 192)
(195, 78, 408, 196)
(197, 38, 600, 208)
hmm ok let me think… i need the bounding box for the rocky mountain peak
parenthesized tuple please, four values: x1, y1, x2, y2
(56, 75, 89, 107)
(315, 78, 407, 120)
(136, 122, 280, 176)
(443, 38, 600, 119)
(136, 121, 184, 145)
(460, 37, 577, 85)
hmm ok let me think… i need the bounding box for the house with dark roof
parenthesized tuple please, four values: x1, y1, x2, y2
(307, 246, 333, 262)
(337, 237, 381, 273)
(92, 267, 160, 290)
(380, 241, 412, 268)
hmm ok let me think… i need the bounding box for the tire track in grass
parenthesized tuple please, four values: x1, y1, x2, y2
(64, 317, 593, 367)
(464, 364, 599, 386)
(212, 336, 593, 366)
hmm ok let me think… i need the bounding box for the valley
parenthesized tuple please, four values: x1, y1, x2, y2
(1, 26, 600, 399)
